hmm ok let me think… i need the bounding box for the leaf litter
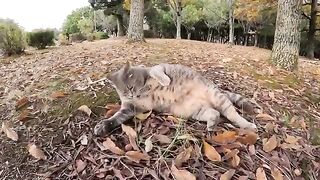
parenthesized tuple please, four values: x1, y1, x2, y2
(0, 38, 319, 179)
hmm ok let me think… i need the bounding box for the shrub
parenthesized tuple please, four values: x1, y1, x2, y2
(27, 30, 55, 49)
(69, 33, 86, 43)
(86, 33, 95, 41)
(93, 32, 108, 40)
(0, 19, 26, 56)
(58, 34, 71, 46)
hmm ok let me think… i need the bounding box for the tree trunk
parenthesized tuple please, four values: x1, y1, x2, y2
(271, 0, 302, 71)
(127, 0, 145, 42)
(115, 14, 125, 37)
(306, 0, 318, 59)
(254, 33, 259, 47)
(187, 31, 191, 40)
(244, 34, 248, 46)
(228, 0, 234, 44)
(176, 0, 182, 39)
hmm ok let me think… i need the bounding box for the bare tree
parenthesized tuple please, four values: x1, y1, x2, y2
(168, 0, 182, 39)
(228, 0, 234, 44)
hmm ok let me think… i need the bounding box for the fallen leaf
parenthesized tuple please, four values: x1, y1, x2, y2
(80, 134, 88, 145)
(145, 136, 153, 153)
(102, 138, 125, 155)
(171, 164, 196, 180)
(220, 169, 235, 180)
(279, 143, 302, 150)
(15, 97, 29, 110)
(294, 169, 302, 176)
(154, 134, 171, 144)
(284, 134, 300, 144)
(77, 105, 92, 116)
(113, 168, 125, 180)
(135, 111, 152, 120)
(51, 91, 67, 99)
(18, 110, 32, 121)
(236, 130, 258, 145)
(121, 124, 139, 150)
(211, 131, 237, 144)
(263, 135, 278, 152)
(177, 134, 198, 142)
(166, 115, 179, 123)
(271, 167, 283, 180)
(105, 104, 120, 118)
(248, 145, 256, 155)
(223, 149, 240, 167)
(174, 146, 193, 167)
(125, 151, 150, 163)
(28, 143, 47, 160)
(256, 113, 276, 121)
(1, 122, 18, 141)
(256, 167, 267, 180)
(76, 159, 86, 173)
(202, 139, 221, 161)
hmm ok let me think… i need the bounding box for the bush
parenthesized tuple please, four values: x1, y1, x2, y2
(86, 33, 95, 41)
(0, 19, 26, 56)
(27, 30, 55, 49)
(93, 31, 108, 40)
(69, 33, 86, 43)
(58, 34, 71, 46)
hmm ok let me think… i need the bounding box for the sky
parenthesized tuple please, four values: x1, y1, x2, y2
(0, 0, 89, 31)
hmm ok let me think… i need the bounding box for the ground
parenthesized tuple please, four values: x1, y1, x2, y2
(0, 38, 319, 180)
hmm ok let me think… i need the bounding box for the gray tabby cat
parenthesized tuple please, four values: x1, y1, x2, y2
(94, 62, 260, 136)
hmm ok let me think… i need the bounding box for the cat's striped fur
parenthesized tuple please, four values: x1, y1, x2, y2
(94, 62, 260, 136)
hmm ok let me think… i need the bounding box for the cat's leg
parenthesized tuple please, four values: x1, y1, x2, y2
(191, 107, 221, 131)
(94, 102, 136, 136)
(210, 89, 257, 129)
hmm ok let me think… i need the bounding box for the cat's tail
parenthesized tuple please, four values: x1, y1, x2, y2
(222, 90, 262, 114)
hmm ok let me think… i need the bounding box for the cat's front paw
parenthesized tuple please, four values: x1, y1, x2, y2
(241, 122, 257, 130)
(94, 120, 118, 137)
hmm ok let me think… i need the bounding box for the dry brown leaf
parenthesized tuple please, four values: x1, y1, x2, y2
(51, 91, 67, 99)
(16, 97, 29, 110)
(154, 134, 171, 144)
(166, 115, 180, 123)
(256, 113, 276, 121)
(263, 135, 278, 152)
(125, 151, 150, 163)
(145, 136, 153, 153)
(279, 143, 302, 150)
(77, 105, 92, 116)
(75, 159, 86, 173)
(135, 111, 152, 121)
(220, 169, 235, 180)
(236, 130, 258, 145)
(102, 138, 125, 155)
(174, 146, 193, 167)
(1, 122, 18, 141)
(202, 139, 221, 162)
(256, 167, 267, 180)
(271, 167, 283, 180)
(224, 149, 240, 167)
(18, 110, 32, 122)
(171, 164, 196, 180)
(211, 131, 237, 144)
(284, 134, 300, 144)
(105, 104, 120, 118)
(121, 124, 139, 150)
(28, 143, 47, 160)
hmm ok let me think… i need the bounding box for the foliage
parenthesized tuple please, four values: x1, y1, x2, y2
(93, 31, 109, 39)
(62, 6, 93, 35)
(181, 3, 203, 31)
(27, 30, 55, 49)
(58, 34, 70, 46)
(0, 19, 26, 56)
(202, 0, 228, 29)
(69, 33, 86, 42)
(78, 18, 94, 35)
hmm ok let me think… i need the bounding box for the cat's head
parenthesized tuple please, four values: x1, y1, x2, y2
(107, 61, 149, 100)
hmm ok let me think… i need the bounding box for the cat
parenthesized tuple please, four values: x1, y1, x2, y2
(94, 62, 261, 136)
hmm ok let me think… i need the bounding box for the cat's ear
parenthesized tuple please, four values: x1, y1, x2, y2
(149, 66, 171, 86)
(123, 61, 131, 73)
